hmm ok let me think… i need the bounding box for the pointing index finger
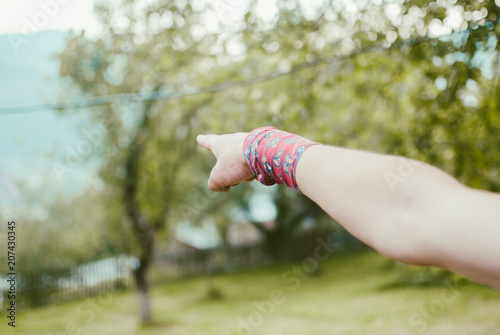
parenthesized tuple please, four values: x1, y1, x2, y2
(197, 134, 216, 151)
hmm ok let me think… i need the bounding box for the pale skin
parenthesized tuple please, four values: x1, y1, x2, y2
(197, 132, 500, 290)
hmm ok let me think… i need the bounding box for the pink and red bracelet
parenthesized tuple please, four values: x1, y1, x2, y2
(243, 127, 318, 192)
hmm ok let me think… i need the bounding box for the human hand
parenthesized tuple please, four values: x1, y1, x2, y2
(197, 132, 255, 192)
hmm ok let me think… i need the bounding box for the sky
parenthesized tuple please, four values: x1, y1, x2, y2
(0, 31, 93, 221)
(0, 0, 327, 36)
(0, 1, 101, 36)
(0, 1, 103, 216)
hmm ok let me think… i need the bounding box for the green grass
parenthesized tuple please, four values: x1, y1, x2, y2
(3, 251, 500, 335)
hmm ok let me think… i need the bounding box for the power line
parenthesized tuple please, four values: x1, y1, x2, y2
(1, 20, 497, 116)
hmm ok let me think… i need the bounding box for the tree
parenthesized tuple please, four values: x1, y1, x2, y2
(58, 0, 222, 324)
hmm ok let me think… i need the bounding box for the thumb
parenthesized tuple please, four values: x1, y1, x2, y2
(208, 160, 232, 192)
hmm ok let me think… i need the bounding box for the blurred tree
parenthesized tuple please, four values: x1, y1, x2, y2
(58, 0, 223, 324)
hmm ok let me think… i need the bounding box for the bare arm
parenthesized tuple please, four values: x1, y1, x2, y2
(197, 133, 500, 289)
(297, 145, 500, 289)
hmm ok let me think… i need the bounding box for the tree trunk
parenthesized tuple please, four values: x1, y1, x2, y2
(134, 260, 151, 324)
(132, 226, 155, 325)
(264, 229, 285, 260)
(123, 98, 158, 325)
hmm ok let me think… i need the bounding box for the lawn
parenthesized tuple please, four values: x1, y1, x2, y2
(3, 251, 500, 335)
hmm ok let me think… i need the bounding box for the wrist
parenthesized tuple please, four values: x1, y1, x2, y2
(243, 127, 318, 192)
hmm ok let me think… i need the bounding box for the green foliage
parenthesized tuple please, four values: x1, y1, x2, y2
(204, 280, 225, 301)
(384, 260, 472, 287)
(2, 189, 110, 306)
(17, 191, 107, 271)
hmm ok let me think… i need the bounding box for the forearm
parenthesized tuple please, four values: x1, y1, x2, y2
(297, 148, 460, 250)
(296, 145, 500, 288)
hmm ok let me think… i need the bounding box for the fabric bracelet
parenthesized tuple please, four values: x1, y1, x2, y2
(243, 127, 319, 192)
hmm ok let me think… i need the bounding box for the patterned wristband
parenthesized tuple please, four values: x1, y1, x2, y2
(243, 127, 318, 192)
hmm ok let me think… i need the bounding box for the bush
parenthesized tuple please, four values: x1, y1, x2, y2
(204, 281, 224, 301)
(384, 260, 471, 288)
